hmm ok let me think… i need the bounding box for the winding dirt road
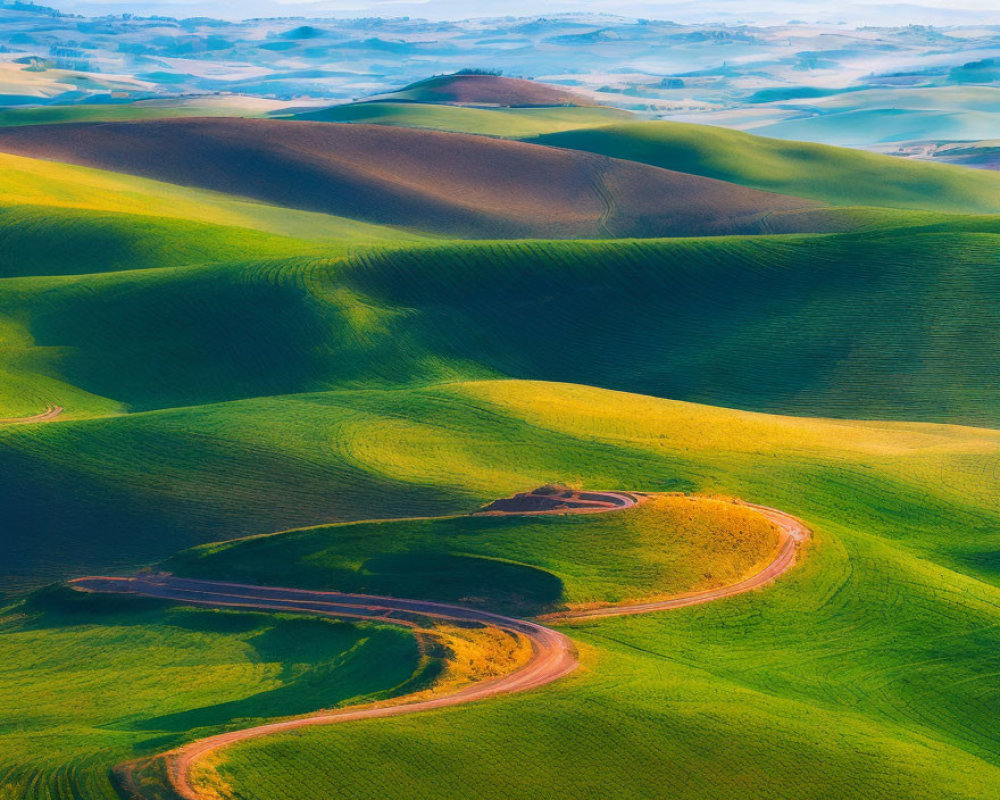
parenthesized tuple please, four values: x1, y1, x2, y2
(542, 501, 810, 620)
(0, 405, 62, 424)
(69, 492, 809, 800)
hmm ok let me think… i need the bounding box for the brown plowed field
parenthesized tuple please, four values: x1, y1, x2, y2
(0, 118, 823, 239)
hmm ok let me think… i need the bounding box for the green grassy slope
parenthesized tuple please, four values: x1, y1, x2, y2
(8, 374, 1000, 797)
(291, 102, 632, 137)
(8, 227, 1000, 423)
(343, 234, 1000, 425)
(0, 385, 674, 591)
(146, 378, 1000, 800)
(4, 223, 1000, 588)
(0, 158, 422, 418)
(0, 102, 273, 128)
(0, 256, 475, 415)
(528, 121, 1000, 214)
(166, 494, 783, 615)
(5, 371, 1000, 597)
(0, 587, 423, 800)
(0, 151, 425, 242)
(0, 205, 327, 278)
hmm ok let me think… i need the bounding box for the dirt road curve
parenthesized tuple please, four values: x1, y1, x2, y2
(69, 495, 809, 800)
(543, 501, 810, 620)
(0, 405, 62, 424)
(476, 488, 643, 515)
(70, 574, 579, 800)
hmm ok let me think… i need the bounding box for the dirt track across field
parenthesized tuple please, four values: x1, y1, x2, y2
(0, 405, 63, 424)
(70, 493, 809, 800)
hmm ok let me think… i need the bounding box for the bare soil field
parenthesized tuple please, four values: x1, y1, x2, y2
(0, 119, 821, 239)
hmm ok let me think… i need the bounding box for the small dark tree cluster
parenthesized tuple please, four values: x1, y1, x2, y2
(455, 68, 503, 77)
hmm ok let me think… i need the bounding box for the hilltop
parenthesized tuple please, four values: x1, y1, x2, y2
(368, 72, 598, 107)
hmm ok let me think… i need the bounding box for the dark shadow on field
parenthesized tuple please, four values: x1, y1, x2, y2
(18, 583, 174, 626)
(952, 548, 1000, 582)
(119, 617, 423, 735)
(5, 589, 427, 752)
(0, 420, 465, 597)
(357, 550, 565, 616)
(171, 542, 565, 617)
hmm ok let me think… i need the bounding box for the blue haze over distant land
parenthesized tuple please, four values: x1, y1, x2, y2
(4, 0, 1000, 162)
(36, 0, 1000, 25)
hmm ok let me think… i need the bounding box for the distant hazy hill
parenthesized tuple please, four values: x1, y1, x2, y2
(368, 73, 597, 107)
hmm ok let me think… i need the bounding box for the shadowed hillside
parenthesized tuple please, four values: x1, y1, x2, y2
(0, 118, 828, 239)
(4, 225, 1000, 590)
(0, 150, 423, 242)
(5, 230, 1000, 421)
(343, 235, 1000, 426)
(0, 205, 322, 278)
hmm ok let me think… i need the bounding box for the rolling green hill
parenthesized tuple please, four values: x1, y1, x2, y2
(1, 212, 999, 590)
(3, 91, 1000, 800)
(2, 222, 1000, 590)
(0, 205, 326, 278)
(210, 528, 1000, 800)
(120, 379, 1000, 800)
(6, 375, 1000, 798)
(342, 234, 1000, 425)
(8, 227, 1000, 423)
(166, 494, 783, 615)
(291, 101, 632, 137)
(528, 121, 1000, 215)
